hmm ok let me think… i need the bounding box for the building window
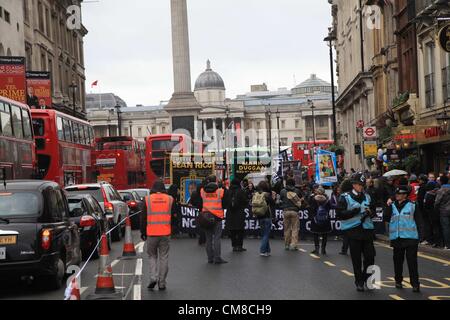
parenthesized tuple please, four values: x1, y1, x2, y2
(4, 10, 10, 23)
(281, 138, 288, 146)
(162, 126, 166, 133)
(318, 117, 326, 127)
(25, 43, 32, 70)
(281, 120, 286, 129)
(45, 7, 51, 37)
(38, 2, 44, 31)
(295, 120, 300, 128)
(425, 42, 435, 108)
(124, 127, 129, 136)
(443, 53, 450, 102)
(256, 121, 261, 130)
(152, 126, 157, 134)
(138, 127, 142, 137)
(40, 53, 46, 70)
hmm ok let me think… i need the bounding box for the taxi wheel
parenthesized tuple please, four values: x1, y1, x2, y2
(38, 258, 65, 290)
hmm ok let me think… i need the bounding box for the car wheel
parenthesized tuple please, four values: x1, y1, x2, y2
(111, 218, 122, 242)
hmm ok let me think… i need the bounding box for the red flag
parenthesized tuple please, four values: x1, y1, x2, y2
(91, 80, 98, 88)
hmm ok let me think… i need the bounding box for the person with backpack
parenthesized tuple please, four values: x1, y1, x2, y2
(225, 178, 249, 252)
(280, 178, 305, 251)
(198, 175, 230, 264)
(309, 187, 332, 255)
(252, 181, 276, 257)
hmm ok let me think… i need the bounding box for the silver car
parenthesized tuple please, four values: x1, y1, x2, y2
(65, 182, 129, 242)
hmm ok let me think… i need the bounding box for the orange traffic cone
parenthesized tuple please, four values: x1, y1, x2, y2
(120, 216, 137, 259)
(87, 233, 122, 300)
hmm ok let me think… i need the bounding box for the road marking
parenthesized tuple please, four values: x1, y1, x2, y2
(135, 258, 143, 276)
(389, 294, 405, 300)
(375, 241, 450, 265)
(310, 254, 320, 259)
(324, 261, 336, 267)
(111, 260, 119, 268)
(428, 296, 450, 300)
(135, 241, 145, 253)
(80, 287, 88, 295)
(133, 284, 141, 300)
(341, 269, 354, 277)
(298, 248, 307, 253)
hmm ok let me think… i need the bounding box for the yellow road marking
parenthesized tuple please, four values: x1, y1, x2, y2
(341, 269, 354, 277)
(428, 296, 450, 300)
(375, 241, 450, 265)
(389, 294, 405, 300)
(324, 261, 336, 267)
(310, 254, 320, 259)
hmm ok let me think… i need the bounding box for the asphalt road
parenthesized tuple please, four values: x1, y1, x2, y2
(0, 231, 449, 300)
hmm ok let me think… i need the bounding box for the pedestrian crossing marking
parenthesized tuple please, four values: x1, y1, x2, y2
(310, 254, 320, 259)
(389, 295, 405, 300)
(341, 269, 354, 277)
(324, 261, 336, 267)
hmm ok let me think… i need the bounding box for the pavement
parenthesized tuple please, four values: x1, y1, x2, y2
(0, 231, 449, 300)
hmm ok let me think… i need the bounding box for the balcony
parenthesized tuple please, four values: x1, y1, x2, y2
(443, 66, 450, 104)
(425, 73, 435, 108)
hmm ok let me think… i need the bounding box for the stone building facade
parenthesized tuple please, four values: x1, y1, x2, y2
(0, 0, 26, 57)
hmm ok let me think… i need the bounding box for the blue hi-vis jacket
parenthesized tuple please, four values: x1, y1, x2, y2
(340, 192, 374, 231)
(389, 201, 419, 241)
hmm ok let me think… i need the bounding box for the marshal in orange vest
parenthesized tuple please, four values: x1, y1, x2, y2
(145, 193, 173, 236)
(200, 188, 225, 219)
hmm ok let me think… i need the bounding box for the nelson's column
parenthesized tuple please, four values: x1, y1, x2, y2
(165, 0, 202, 139)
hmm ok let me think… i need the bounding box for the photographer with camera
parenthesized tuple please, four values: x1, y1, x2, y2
(336, 172, 377, 292)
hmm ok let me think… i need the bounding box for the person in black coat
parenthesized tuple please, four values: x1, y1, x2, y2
(309, 187, 332, 255)
(225, 178, 249, 252)
(168, 184, 181, 238)
(188, 183, 204, 243)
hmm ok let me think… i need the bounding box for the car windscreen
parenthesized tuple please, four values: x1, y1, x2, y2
(135, 190, 148, 198)
(119, 192, 133, 201)
(65, 187, 103, 203)
(67, 198, 84, 217)
(0, 192, 41, 217)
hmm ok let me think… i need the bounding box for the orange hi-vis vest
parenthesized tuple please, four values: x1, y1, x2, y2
(201, 188, 224, 219)
(145, 193, 173, 237)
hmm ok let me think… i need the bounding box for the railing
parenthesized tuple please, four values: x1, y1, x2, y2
(425, 73, 435, 108)
(443, 67, 450, 103)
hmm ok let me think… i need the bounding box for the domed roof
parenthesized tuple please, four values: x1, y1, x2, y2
(194, 60, 225, 91)
(292, 74, 334, 95)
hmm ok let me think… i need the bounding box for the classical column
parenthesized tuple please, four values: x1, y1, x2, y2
(213, 119, 218, 151)
(203, 120, 207, 141)
(170, 0, 192, 94)
(240, 118, 245, 148)
(301, 116, 306, 140)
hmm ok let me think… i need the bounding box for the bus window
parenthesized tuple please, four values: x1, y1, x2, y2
(22, 109, 33, 140)
(32, 118, 45, 137)
(0, 102, 13, 137)
(72, 122, 80, 144)
(63, 118, 73, 142)
(82, 125, 88, 145)
(11, 104, 24, 139)
(57, 117, 64, 140)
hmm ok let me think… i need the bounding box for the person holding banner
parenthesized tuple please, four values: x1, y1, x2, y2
(336, 173, 377, 292)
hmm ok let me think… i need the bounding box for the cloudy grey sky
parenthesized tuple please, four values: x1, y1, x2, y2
(82, 0, 333, 106)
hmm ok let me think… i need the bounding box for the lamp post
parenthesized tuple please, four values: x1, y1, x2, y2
(276, 108, 281, 155)
(266, 105, 272, 158)
(308, 99, 317, 147)
(68, 81, 78, 116)
(115, 105, 122, 136)
(324, 28, 338, 144)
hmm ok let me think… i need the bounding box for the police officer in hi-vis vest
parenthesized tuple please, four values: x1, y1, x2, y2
(336, 172, 377, 292)
(199, 175, 229, 264)
(384, 186, 420, 292)
(140, 180, 176, 291)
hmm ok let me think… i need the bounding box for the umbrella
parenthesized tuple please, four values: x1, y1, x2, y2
(383, 169, 407, 177)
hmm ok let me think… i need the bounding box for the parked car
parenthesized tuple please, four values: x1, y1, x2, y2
(0, 180, 82, 290)
(119, 190, 145, 230)
(65, 182, 129, 242)
(67, 194, 111, 260)
(132, 188, 151, 201)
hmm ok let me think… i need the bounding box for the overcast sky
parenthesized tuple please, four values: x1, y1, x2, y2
(82, 0, 333, 106)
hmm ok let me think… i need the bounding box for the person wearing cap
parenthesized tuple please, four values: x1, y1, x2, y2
(384, 186, 421, 292)
(336, 172, 377, 292)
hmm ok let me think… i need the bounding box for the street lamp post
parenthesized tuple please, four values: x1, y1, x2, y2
(69, 81, 78, 117)
(324, 28, 338, 144)
(308, 99, 317, 146)
(115, 105, 122, 136)
(266, 105, 272, 158)
(276, 108, 281, 155)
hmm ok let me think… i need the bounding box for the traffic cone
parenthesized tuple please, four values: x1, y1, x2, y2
(120, 216, 137, 259)
(87, 233, 122, 300)
(69, 278, 81, 300)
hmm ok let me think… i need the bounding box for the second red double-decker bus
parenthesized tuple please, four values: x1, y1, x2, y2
(145, 134, 205, 187)
(31, 109, 95, 186)
(92, 136, 146, 190)
(0, 96, 35, 179)
(292, 140, 334, 181)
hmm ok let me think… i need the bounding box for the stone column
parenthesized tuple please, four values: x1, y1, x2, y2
(203, 120, 207, 140)
(170, 0, 192, 94)
(240, 118, 245, 148)
(213, 119, 218, 151)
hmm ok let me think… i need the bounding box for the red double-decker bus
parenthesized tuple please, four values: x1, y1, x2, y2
(93, 136, 146, 190)
(0, 96, 35, 179)
(31, 109, 95, 186)
(292, 140, 334, 181)
(145, 134, 206, 187)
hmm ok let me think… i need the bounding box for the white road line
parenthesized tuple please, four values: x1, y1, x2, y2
(299, 248, 307, 253)
(135, 258, 143, 276)
(341, 269, 354, 277)
(111, 260, 119, 268)
(133, 284, 141, 300)
(135, 241, 145, 253)
(80, 287, 88, 295)
(324, 261, 336, 267)
(390, 294, 405, 301)
(310, 254, 320, 259)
